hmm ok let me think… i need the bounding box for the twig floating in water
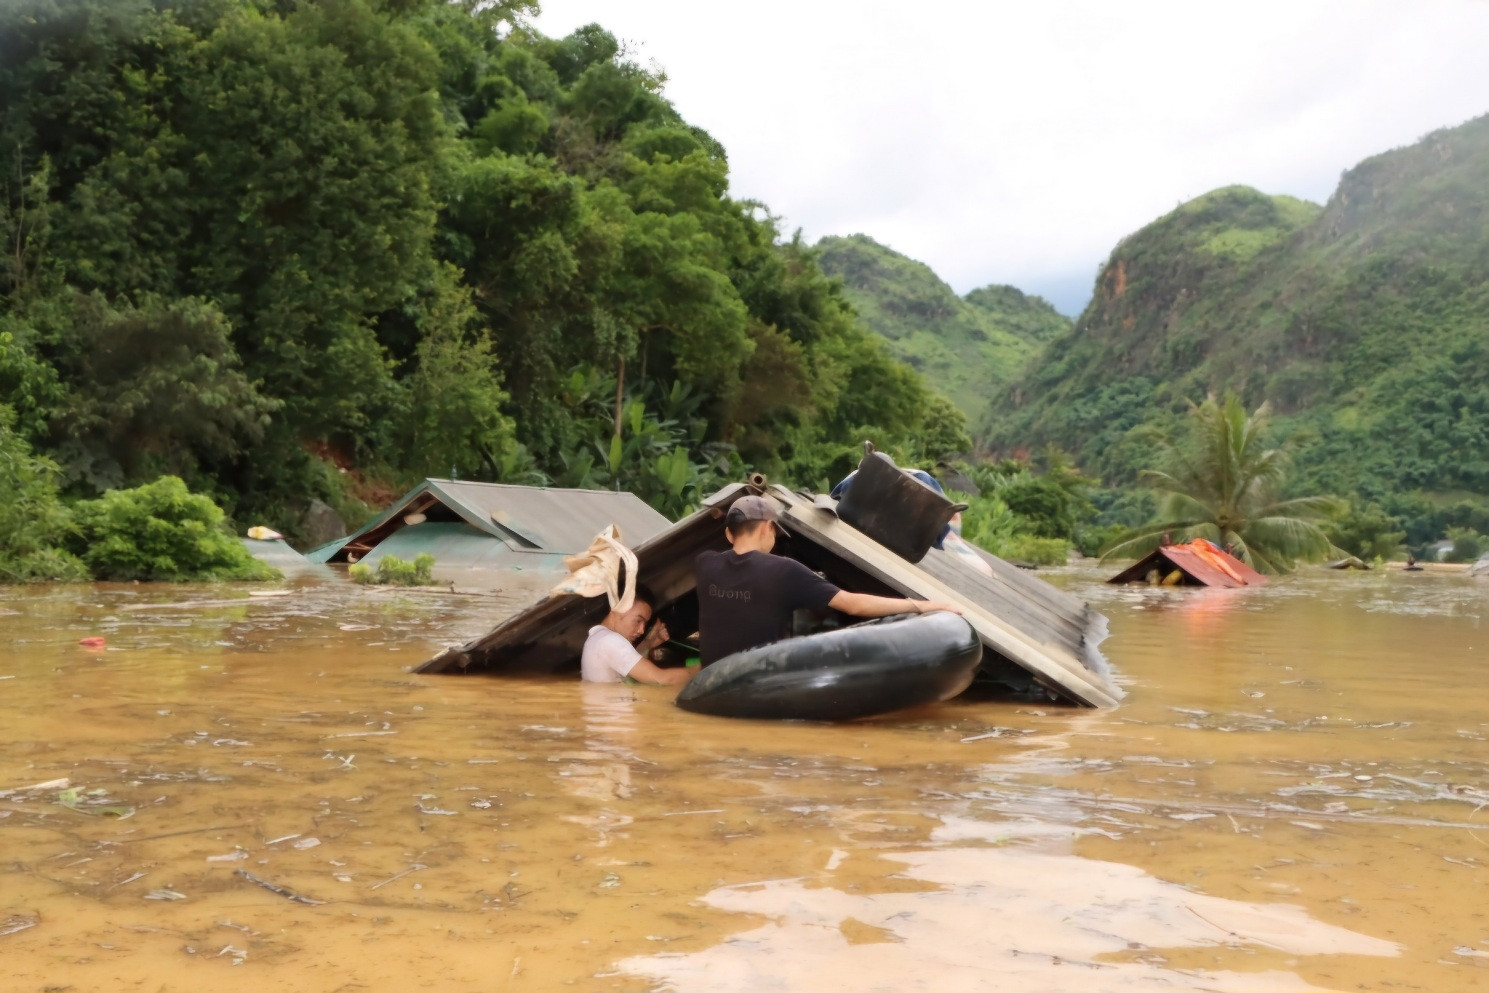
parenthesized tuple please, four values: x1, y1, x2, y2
(369, 863, 427, 891)
(120, 823, 240, 844)
(234, 869, 326, 906)
(660, 809, 724, 817)
(1184, 903, 1286, 950)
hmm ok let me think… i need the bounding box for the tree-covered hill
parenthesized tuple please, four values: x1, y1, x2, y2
(816, 234, 1068, 437)
(989, 114, 1489, 527)
(0, 0, 969, 535)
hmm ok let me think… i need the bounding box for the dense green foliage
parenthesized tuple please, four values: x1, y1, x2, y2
(947, 454, 1097, 565)
(350, 552, 435, 585)
(71, 475, 278, 581)
(0, 0, 968, 539)
(0, 405, 89, 581)
(816, 234, 1069, 437)
(989, 118, 1489, 549)
(1102, 396, 1344, 573)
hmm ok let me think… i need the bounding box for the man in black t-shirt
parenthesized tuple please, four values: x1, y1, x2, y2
(694, 495, 962, 665)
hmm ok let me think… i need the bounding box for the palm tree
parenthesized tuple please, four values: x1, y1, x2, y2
(1101, 395, 1344, 574)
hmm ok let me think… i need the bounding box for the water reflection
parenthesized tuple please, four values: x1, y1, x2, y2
(622, 818, 1397, 993)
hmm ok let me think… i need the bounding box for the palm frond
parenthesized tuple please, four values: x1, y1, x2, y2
(1239, 515, 1341, 570)
(1123, 392, 1343, 575)
(1258, 494, 1348, 520)
(1100, 519, 1210, 562)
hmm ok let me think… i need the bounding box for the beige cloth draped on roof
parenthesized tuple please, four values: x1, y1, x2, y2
(550, 524, 637, 612)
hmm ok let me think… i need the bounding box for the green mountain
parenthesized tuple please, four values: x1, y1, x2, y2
(990, 114, 1489, 511)
(815, 234, 1069, 434)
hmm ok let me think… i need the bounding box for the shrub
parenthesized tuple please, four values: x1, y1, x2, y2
(0, 405, 88, 582)
(1326, 503, 1406, 561)
(72, 476, 279, 581)
(1000, 534, 1072, 567)
(955, 492, 1021, 551)
(1072, 522, 1125, 558)
(999, 474, 1078, 539)
(1445, 528, 1483, 564)
(349, 552, 435, 586)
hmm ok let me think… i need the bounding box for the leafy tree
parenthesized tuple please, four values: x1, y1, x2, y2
(44, 293, 277, 492)
(1102, 395, 1344, 573)
(0, 2, 992, 535)
(0, 405, 88, 582)
(393, 263, 520, 482)
(72, 475, 277, 581)
(1326, 503, 1406, 561)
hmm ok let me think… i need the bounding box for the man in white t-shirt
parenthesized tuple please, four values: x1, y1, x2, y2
(580, 589, 697, 686)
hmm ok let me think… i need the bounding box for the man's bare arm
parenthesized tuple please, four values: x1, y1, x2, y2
(626, 656, 696, 686)
(827, 591, 963, 617)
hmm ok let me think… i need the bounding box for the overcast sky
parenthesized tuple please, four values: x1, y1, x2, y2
(531, 1, 1489, 315)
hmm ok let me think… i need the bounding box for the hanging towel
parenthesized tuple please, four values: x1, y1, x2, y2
(550, 524, 637, 612)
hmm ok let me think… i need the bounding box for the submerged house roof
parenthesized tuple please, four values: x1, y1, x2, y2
(242, 537, 337, 580)
(307, 479, 671, 578)
(1108, 541, 1268, 588)
(417, 482, 1122, 708)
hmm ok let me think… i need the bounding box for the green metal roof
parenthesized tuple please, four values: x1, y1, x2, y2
(323, 479, 671, 563)
(358, 522, 570, 575)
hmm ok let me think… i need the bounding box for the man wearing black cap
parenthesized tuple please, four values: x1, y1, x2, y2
(693, 494, 961, 666)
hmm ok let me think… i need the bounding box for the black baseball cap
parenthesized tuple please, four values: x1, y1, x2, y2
(725, 495, 788, 535)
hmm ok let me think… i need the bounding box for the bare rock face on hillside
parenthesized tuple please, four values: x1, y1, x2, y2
(297, 499, 347, 550)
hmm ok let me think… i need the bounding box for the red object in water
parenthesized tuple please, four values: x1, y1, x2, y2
(79, 636, 106, 649)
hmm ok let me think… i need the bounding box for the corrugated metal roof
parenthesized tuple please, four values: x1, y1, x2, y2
(360, 522, 570, 575)
(324, 479, 671, 563)
(1109, 543, 1268, 588)
(1160, 544, 1268, 587)
(428, 479, 669, 552)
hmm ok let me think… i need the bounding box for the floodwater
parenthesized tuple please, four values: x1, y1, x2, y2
(2, 568, 1486, 993)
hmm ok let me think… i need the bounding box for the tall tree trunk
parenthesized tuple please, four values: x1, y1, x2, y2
(613, 355, 625, 438)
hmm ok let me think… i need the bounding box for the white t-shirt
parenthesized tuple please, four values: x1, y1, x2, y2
(581, 625, 642, 682)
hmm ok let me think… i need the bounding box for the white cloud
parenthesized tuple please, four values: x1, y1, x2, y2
(532, 1, 1489, 312)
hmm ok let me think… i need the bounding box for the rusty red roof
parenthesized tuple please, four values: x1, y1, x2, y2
(1159, 543, 1268, 587)
(1109, 541, 1269, 588)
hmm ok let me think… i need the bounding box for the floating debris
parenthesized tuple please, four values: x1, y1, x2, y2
(369, 864, 426, 891)
(0, 778, 69, 799)
(0, 915, 39, 937)
(56, 787, 135, 819)
(960, 727, 1030, 742)
(234, 869, 325, 906)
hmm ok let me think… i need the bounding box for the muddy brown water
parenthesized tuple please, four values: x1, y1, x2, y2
(1, 568, 1486, 992)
